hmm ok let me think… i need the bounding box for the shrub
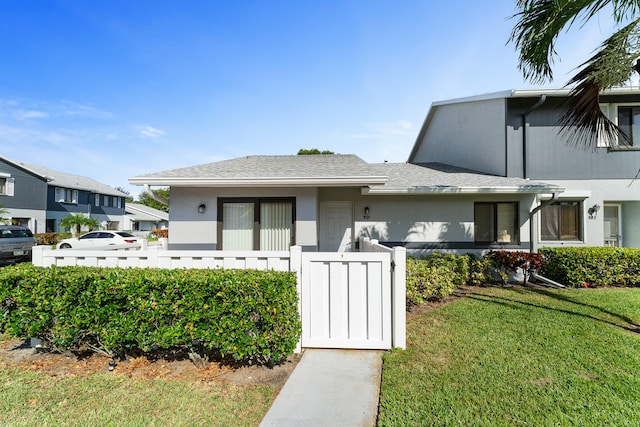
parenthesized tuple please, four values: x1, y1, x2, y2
(406, 260, 455, 306)
(406, 252, 472, 306)
(486, 250, 544, 285)
(33, 232, 71, 246)
(0, 264, 301, 365)
(540, 247, 640, 287)
(150, 228, 168, 238)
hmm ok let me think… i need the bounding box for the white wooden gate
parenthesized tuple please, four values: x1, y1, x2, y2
(300, 252, 392, 349)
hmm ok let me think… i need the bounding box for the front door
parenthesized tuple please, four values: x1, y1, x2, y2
(603, 204, 621, 247)
(319, 202, 353, 252)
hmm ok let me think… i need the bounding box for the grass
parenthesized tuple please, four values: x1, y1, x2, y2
(0, 368, 275, 426)
(378, 286, 640, 426)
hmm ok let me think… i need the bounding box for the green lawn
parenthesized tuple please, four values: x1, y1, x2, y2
(378, 286, 640, 426)
(0, 368, 274, 426)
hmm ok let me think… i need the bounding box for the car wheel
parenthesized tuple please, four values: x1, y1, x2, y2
(59, 243, 72, 249)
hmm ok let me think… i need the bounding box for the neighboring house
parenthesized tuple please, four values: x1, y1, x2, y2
(0, 156, 127, 233)
(129, 154, 560, 255)
(124, 202, 169, 233)
(408, 88, 640, 250)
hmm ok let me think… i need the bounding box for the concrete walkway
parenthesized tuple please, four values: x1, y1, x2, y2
(260, 349, 384, 427)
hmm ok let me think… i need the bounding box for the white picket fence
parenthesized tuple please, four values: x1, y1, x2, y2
(31, 240, 406, 350)
(32, 245, 292, 271)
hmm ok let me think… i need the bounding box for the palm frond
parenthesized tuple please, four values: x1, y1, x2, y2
(559, 18, 640, 150)
(510, 0, 610, 83)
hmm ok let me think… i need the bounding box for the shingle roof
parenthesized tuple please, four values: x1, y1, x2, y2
(130, 154, 561, 194)
(364, 162, 561, 194)
(1, 156, 127, 197)
(129, 155, 388, 187)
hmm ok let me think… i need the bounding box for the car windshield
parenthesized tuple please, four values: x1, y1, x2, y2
(116, 232, 135, 238)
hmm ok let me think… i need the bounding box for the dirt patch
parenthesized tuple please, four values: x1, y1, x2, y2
(0, 338, 301, 390)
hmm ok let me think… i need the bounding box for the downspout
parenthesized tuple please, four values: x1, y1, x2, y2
(143, 184, 169, 206)
(529, 192, 558, 253)
(522, 95, 547, 179)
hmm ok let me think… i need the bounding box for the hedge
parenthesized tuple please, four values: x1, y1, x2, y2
(539, 246, 640, 288)
(33, 232, 72, 246)
(406, 252, 490, 306)
(0, 264, 301, 364)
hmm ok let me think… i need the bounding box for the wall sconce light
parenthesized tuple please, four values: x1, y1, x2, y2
(587, 203, 600, 219)
(364, 206, 370, 220)
(197, 204, 206, 214)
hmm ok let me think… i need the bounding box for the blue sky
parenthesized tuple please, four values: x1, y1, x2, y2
(0, 1, 624, 197)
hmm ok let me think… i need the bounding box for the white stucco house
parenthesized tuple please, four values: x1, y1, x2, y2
(129, 154, 561, 255)
(410, 88, 640, 250)
(124, 202, 169, 234)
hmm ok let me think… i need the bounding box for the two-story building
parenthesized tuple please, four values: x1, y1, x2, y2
(0, 156, 127, 233)
(408, 88, 640, 250)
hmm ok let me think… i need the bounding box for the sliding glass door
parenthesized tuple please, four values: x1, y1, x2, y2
(219, 198, 294, 250)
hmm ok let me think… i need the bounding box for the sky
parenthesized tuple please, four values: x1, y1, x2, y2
(0, 1, 629, 197)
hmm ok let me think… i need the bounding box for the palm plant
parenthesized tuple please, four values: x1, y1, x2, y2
(60, 213, 99, 236)
(0, 204, 9, 224)
(510, 0, 640, 149)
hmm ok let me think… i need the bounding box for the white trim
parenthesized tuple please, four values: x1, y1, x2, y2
(604, 203, 623, 247)
(539, 190, 589, 200)
(129, 176, 388, 187)
(363, 185, 563, 195)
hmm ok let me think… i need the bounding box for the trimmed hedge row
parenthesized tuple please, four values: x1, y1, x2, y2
(540, 247, 640, 287)
(0, 264, 301, 364)
(406, 253, 491, 306)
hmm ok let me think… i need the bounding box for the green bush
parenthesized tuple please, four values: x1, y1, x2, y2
(406, 253, 472, 306)
(33, 232, 71, 246)
(539, 247, 640, 287)
(0, 264, 301, 365)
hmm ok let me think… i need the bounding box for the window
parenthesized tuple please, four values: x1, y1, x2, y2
(474, 202, 519, 244)
(218, 198, 295, 250)
(618, 106, 640, 146)
(0, 176, 14, 196)
(55, 187, 78, 204)
(540, 201, 582, 241)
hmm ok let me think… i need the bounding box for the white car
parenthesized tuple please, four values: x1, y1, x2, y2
(57, 231, 139, 249)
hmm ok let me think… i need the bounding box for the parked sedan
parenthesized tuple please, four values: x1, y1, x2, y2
(0, 225, 36, 263)
(57, 231, 139, 249)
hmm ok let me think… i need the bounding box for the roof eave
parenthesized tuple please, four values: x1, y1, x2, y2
(362, 186, 564, 195)
(129, 176, 389, 187)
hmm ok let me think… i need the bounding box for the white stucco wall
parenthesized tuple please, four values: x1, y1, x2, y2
(535, 179, 640, 248)
(319, 188, 537, 254)
(3, 208, 46, 234)
(168, 187, 318, 250)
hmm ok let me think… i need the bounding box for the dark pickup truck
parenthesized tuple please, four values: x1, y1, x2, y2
(0, 225, 35, 264)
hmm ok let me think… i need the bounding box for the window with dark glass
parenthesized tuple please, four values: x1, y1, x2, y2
(617, 106, 640, 146)
(474, 202, 519, 244)
(540, 201, 581, 241)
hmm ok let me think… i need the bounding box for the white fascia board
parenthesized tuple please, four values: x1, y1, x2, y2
(362, 185, 564, 195)
(539, 190, 589, 200)
(129, 176, 388, 187)
(126, 206, 167, 220)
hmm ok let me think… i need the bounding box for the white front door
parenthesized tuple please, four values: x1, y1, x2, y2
(604, 204, 621, 247)
(319, 202, 353, 252)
